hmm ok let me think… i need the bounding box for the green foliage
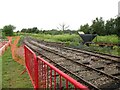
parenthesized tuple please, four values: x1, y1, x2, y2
(91, 17, 105, 35)
(2, 32, 6, 39)
(2, 25, 15, 36)
(78, 17, 119, 36)
(105, 18, 116, 35)
(30, 33, 82, 43)
(21, 27, 39, 33)
(21, 28, 77, 35)
(0, 29, 6, 39)
(80, 44, 120, 56)
(115, 17, 120, 37)
(17, 35, 25, 47)
(94, 35, 119, 44)
(79, 24, 90, 34)
(19, 33, 119, 56)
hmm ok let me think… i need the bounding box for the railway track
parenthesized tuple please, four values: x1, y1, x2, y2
(94, 42, 120, 47)
(29, 37, 120, 59)
(27, 39, 120, 77)
(29, 37, 120, 62)
(24, 37, 120, 90)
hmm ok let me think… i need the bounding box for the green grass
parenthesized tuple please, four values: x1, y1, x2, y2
(2, 47, 33, 88)
(94, 35, 119, 44)
(30, 33, 82, 46)
(18, 33, 119, 44)
(30, 33, 81, 42)
(17, 35, 24, 47)
(11, 37, 16, 44)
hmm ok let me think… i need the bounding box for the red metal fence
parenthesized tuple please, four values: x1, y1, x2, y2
(0, 40, 10, 56)
(24, 45, 38, 88)
(24, 45, 89, 90)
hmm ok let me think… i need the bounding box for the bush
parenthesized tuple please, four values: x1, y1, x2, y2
(2, 25, 15, 36)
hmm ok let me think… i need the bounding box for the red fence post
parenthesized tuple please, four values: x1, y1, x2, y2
(24, 45, 38, 89)
(24, 45, 89, 90)
(37, 56, 89, 90)
(44, 63, 47, 88)
(50, 68, 52, 89)
(60, 75, 62, 90)
(54, 71, 56, 90)
(34, 52, 38, 89)
(66, 80, 68, 90)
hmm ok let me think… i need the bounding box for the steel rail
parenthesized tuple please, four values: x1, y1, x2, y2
(24, 41, 99, 90)
(28, 37, 120, 60)
(28, 40, 120, 82)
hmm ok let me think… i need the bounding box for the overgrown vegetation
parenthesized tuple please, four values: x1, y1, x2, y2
(18, 33, 118, 44)
(77, 44, 120, 56)
(29, 33, 81, 46)
(17, 35, 25, 47)
(0, 30, 6, 39)
(31, 34, 81, 42)
(93, 35, 119, 44)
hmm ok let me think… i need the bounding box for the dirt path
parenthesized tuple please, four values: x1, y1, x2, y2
(7, 36, 25, 65)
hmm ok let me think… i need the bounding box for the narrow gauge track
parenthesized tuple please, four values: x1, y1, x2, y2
(28, 38, 120, 75)
(94, 42, 120, 47)
(24, 41, 97, 90)
(26, 39, 120, 78)
(24, 39, 120, 90)
(29, 37, 120, 60)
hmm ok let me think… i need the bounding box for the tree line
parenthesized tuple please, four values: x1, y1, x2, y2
(21, 28, 77, 35)
(0, 17, 120, 37)
(78, 17, 120, 36)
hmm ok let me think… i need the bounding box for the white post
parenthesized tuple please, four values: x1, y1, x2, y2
(118, 1, 120, 17)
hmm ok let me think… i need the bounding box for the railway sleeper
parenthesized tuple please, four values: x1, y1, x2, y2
(76, 70, 101, 81)
(99, 81, 120, 90)
(106, 70, 120, 76)
(24, 40, 120, 90)
(91, 64, 104, 70)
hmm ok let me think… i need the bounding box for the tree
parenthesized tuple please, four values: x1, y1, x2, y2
(21, 28, 27, 33)
(78, 17, 119, 36)
(115, 17, 120, 37)
(32, 27, 39, 33)
(91, 17, 105, 35)
(78, 23, 90, 34)
(105, 18, 116, 35)
(2, 25, 15, 36)
(57, 23, 69, 31)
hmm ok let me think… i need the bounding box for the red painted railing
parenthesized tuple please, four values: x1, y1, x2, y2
(24, 45, 38, 88)
(0, 40, 10, 56)
(24, 45, 89, 90)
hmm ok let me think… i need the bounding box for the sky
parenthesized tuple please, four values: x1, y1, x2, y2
(0, 0, 120, 31)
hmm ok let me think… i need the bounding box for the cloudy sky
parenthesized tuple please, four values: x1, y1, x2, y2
(0, 0, 119, 31)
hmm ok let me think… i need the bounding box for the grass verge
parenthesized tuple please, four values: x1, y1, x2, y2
(2, 47, 33, 88)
